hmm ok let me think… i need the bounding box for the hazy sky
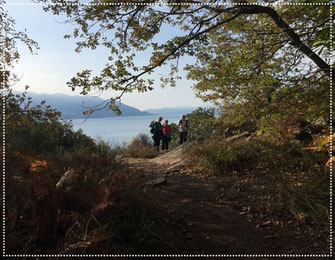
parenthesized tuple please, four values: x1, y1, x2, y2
(6, 1, 209, 110)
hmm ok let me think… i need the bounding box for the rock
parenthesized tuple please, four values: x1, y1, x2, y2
(310, 118, 328, 134)
(294, 118, 328, 143)
(312, 118, 328, 127)
(167, 164, 184, 172)
(264, 234, 279, 239)
(145, 177, 167, 186)
(225, 131, 250, 142)
(56, 169, 76, 190)
(143, 177, 167, 193)
(294, 128, 313, 143)
(115, 155, 124, 162)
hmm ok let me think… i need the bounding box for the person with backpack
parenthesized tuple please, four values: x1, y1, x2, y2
(177, 114, 189, 145)
(149, 117, 163, 151)
(162, 120, 172, 150)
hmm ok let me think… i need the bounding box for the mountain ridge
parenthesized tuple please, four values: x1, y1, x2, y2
(143, 106, 202, 117)
(15, 91, 151, 119)
(13, 91, 205, 119)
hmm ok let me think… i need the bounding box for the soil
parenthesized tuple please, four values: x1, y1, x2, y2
(125, 144, 330, 255)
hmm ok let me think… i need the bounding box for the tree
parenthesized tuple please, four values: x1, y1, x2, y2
(1, 0, 40, 124)
(0, 0, 74, 156)
(0, 0, 39, 71)
(40, 0, 332, 121)
(186, 107, 217, 141)
(186, 3, 331, 125)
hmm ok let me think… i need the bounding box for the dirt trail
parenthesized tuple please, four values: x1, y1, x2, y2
(125, 145, 328, 255)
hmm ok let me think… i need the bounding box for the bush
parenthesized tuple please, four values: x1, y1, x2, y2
(186, 107, 217, 142)
(5, 91, 97, 157)
(124, 133, 157, 158)
(190, 136, 329, 176)
(55, 140, 122, 174)
(181, 107, 258, 144)
(128, 133, 153, 148)
(188, 138, 265, 175)
(61, 184, 177, 254)
(4, 93, 178, 254)
(187, 136, 330, 229)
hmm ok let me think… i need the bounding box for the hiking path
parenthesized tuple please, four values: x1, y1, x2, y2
(124, 145, 328, 255)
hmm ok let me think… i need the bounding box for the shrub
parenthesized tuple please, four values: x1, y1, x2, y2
(128, 133, 153, 148)
(188, 136, 330, 230)
(188, 138, 265, 175)
(5, 93, 178, 254)
(124, 133, 157, 158)
(125, 146, 157, 159)
(182, 107, 258, 143)
(55, 141, 122, 175)
(186, 107, 217, 141)
(94, 140, 121, 163)
(61, 184, 177, 254)
(5, 91, 97, 157)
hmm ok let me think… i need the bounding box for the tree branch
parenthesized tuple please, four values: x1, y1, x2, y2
(234, 5, 332, 78)
(107, 11, 243, 100)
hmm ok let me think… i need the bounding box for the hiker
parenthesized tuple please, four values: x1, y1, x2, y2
(162, 120, 172, 150)
(150, 117, 163, 151)
(177, 114, 189, 145)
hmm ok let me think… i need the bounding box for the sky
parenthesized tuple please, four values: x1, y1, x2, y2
(5, 1, 209, 110)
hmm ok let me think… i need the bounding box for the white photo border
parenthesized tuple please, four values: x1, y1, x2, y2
(2, 0, 333, 257)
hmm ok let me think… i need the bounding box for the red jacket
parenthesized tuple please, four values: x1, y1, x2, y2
(162, 125, 172, 134)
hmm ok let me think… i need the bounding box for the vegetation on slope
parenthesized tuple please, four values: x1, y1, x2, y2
(184, 108, 330, 231)
(4, 92, 175, 254)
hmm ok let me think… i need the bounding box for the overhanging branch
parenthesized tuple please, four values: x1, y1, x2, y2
(235, 5, 332, 78)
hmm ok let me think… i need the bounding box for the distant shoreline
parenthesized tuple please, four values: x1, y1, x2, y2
(13, 91, 202, 120)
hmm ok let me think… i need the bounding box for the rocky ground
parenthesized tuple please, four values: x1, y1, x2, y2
(125, 144, 330, 255)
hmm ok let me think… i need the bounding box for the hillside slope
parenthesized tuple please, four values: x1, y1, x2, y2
(20, 92, 151, 119)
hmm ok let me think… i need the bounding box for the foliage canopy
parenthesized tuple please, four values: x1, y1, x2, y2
(39, 1, 332, 124)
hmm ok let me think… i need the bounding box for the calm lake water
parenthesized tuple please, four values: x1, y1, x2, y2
(71, 115, 182, 145)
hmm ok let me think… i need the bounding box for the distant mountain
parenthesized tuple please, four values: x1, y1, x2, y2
(17, 92, 151, 119)
(144, 106, 200, 117)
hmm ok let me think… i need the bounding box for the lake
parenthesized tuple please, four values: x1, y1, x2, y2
(71, 114, 182, 145)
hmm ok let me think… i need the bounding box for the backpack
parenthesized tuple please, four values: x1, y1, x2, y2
(150, 121, 163, 137)
(150, 127, 155, 134)
(149, 121, 155, 134)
